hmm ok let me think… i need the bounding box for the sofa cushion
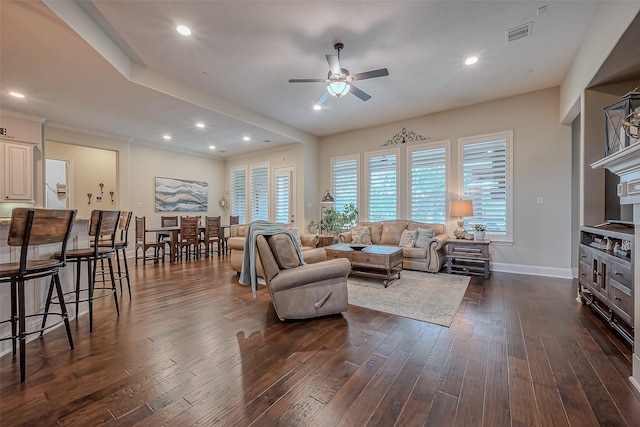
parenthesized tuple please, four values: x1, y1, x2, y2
(268, 234, 301, 269)
(351, 226, 372, 245)
(399, 229, 417, 247)
(415, 228, 435, 248)
(403, 247, 428, 258)
(380, 222, 408, 245)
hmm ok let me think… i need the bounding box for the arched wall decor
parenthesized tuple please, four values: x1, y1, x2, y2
(380, 127, 430, 147)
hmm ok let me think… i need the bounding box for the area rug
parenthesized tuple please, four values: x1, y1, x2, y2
(347, 270, 470, 327)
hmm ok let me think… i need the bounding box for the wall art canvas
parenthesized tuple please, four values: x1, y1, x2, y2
(155, 177, 208, 212)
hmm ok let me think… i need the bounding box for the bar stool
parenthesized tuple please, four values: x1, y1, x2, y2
(0, 208, 77, 382)
(44, 210, 120, 332)
(95, 211, 132, 298)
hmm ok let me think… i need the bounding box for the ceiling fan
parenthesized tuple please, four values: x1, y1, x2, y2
(289, 43, 389, 105)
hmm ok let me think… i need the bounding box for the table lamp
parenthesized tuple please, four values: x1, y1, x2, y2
(320, 190, 335, 234)
(450, 200, 473, 239)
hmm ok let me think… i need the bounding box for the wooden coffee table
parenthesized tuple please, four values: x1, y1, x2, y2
(324, 244, 403, 287)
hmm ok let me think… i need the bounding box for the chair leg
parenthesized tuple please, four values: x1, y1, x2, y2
(88, 258, 95, 332)
(121, 248, 132, 298)
(75, 260, 81, 318)
(115, 249, 124, 294)
(17, 279, 26, 382)
(10, 279, 17, 355)
(40, 276, 55, 338)
(108, 257, 120, 316)
(53, 273, 74, 350)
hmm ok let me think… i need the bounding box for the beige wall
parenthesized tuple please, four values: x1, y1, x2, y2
(46, 140, 118, 219)
(319, 87, 572, 277)
(130, 144, 226, 227)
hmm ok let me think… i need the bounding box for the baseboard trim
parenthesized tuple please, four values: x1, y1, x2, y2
(632, 354, 640, 394)
(491, 262, 573, 279)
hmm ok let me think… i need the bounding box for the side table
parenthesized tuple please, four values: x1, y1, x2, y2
(446, 239, 491, 279)
(316, 234, 337, 248)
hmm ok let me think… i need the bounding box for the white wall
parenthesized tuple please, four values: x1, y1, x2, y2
(319, 87, 572, 277)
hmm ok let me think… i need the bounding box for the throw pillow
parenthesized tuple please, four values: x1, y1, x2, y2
(288, 228, 303, 247)
(399, 229, 417, 247)
(351, 226, 372, 245)
(415, 228, 435, 248)
(267, 233, 302, 269)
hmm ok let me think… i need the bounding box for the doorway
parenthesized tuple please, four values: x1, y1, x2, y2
(45, 158, 72, 209)
(273, 166, 296, 226)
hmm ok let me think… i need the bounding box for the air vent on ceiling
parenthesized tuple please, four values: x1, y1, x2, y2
(219, 150, 227, 153)
(505, 22, 533, 43)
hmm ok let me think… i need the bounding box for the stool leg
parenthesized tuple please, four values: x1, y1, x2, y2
(10, 279, 17, 355)
(53, 273, 74, 350)
(108, 256, 120, 316)
(75, 260, 81, 318)
(88, 258, 95, 332)
(121, 248, 132, 299)
(40, 276, 56, 338)
(115, 249, 124, 294)
(17, 279, 26, 382)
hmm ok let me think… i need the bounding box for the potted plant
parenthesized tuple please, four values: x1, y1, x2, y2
(474, 223, 486, 240)
(315, 203, 358, 238)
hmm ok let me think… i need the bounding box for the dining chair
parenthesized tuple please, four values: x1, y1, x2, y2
(178, 216, 200, 261)
(157, 215, 178, 258)
(200, 216, 221, 257)
(135, 216, 166, 265)
(0, 208, 77, 382)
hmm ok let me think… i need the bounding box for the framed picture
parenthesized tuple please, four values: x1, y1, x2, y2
(155, 177, 208, 212)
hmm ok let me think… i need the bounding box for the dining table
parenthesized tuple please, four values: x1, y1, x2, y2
(145, 224, 229, 262)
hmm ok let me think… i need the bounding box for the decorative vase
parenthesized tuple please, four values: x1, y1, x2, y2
(475, 231, 485, 240)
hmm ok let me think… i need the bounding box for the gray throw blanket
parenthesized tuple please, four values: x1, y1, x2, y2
(239, 221, 305, 298)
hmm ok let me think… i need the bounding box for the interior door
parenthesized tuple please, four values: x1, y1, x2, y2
(273, 166, 296, 226)
(45, 158, 71, 209)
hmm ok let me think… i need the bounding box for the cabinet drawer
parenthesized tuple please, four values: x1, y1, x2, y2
(578, 245, 591, 264)
(578, 260, 592, 284)
(608, 260, 631, 289)
(609, 282, 632, 319)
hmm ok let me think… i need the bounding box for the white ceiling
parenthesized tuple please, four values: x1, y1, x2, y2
(1, 1, 605, 158)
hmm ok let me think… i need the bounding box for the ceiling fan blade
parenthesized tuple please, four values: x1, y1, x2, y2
(349, 84, 371, 101)
(326, 54, 341, 76)
(350, 68, 389, 81)
(316, 91, 330, 105)
(289, 78, 329, 83)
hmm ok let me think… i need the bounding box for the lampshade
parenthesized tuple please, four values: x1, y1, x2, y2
(321, 190, 335, 203)
(327, 81, 350, 97)
(450, 200, 473, 217)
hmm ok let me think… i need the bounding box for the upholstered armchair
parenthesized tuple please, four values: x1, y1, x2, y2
(255, 234, 351, 321)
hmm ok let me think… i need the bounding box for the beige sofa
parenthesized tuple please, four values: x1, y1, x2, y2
(338, 220, 449, 273)
(228, 224, 323, 275)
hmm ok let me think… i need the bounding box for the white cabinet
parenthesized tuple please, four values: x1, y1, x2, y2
(1, 138, 35, 202)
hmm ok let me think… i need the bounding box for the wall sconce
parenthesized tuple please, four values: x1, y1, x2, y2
(99, 183, 104, 194)
(87, 193, 93, 204)
(110, 191, 115, 203)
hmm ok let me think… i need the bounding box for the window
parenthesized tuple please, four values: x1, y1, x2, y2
(230, 166, 247, 224)
(331, 155, 359, 213)
(274, 166, 294, 224)
(459, 131, 513, 241)
(365, 149, 399, 221)
(250, 163, 269, 222)
(408, 143, 448, 224)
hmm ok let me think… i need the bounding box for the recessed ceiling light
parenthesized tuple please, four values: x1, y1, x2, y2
(465, 56, 478, 65)
(313, 104, 322, 111)
(176, 25, 191, 36)
(9, 91, 25, 98)
(196, 123, 205, 128)
(163, 135, 171, 140)
(243, 136, 250, 141)
(209, 145, 215, 150)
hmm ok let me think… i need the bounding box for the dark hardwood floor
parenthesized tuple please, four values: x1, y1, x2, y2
(1, 255, 639, 426)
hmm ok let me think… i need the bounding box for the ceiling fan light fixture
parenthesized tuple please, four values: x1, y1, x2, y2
(327, 81, 350, 97)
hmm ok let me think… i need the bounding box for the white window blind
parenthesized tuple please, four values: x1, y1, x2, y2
(230, 168, 247, 224)
(461, 132, 512, 239)
(410, 146, 446, 224)
(367, 152, 398, 221)
(274, 173, 290, 224)
(250, 164, 269, 221)
(331, 156, 358, 213)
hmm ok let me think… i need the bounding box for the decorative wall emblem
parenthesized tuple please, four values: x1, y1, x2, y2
(380, 127, 430, 147)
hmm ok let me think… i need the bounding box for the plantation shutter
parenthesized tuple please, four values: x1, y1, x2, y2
(250, 164, 269, 221)
(367, 152, 397, 221)
(410, 147, 446, 223)
(230, 168, 246, 224)
(462, 138, 508, 236)
(332, 157, 358, 213)
(274, 173, 290, 224)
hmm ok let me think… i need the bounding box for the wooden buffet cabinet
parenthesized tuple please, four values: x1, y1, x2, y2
(578, 223, 634, 345)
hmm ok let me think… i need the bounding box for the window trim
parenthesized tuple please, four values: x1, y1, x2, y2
(364, 147, 400, 222)
(457, 130, 513, 243)
(405, 140, 450, 224)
